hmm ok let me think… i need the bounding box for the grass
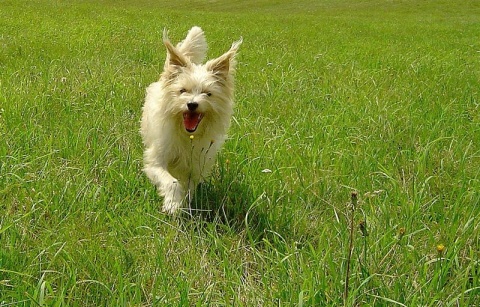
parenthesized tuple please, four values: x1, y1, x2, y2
(1, 0, 479, 305)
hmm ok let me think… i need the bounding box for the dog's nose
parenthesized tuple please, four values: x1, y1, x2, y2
(187, 101, 198, 111)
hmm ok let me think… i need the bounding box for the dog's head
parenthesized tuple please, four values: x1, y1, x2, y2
(161, 29, 242, 135)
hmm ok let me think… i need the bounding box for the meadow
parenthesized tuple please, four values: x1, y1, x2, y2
(0, 0, 479, 305)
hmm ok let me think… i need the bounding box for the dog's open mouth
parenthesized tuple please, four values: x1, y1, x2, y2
(183, 112, 204, 133)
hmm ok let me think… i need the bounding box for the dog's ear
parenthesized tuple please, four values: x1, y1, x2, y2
(163, 29, 189, 68)
(206, 38, 242, 79)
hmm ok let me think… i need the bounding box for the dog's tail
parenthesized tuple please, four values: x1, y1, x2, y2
(176, 26, 208, 64)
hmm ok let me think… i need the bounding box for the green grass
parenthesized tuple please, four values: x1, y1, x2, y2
(1, 0, 479, 305)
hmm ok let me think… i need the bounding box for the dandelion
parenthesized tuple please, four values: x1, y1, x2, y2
(189, 135, 194, 140)
(436, 244, 445, 255)
(435, 243, 446, 291)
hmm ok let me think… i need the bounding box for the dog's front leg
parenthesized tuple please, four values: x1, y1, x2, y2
(162, 178, 185, 214)
(144, 165, 185, 214)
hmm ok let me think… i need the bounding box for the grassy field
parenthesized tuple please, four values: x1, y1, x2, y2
(1, 0, 479, 305)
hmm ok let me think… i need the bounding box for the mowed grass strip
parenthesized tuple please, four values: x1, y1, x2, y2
(0, 0, 479, 305)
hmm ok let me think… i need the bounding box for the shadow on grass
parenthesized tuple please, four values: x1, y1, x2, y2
(182, 177, 271, 244)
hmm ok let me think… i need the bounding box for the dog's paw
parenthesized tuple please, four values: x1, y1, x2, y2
(162, 198, 182, 215)
(161, 181, 185, 215)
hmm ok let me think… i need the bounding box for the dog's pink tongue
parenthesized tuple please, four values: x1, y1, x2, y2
(183, 112, 202, 132)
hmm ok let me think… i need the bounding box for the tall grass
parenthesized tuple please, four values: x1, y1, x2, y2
(1, 0, 479, 305)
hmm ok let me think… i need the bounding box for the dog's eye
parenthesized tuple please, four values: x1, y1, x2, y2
(205, 92, 212, 97)
(179, 88, 187, 94)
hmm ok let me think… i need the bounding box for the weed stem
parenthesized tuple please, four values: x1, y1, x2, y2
(344, 191, 358, 305)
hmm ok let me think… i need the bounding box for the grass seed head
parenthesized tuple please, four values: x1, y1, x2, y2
(398, 227, 406, 240)
(359, 220, 368, 236)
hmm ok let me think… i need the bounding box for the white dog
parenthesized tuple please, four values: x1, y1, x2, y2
(140, 26, 242, 214)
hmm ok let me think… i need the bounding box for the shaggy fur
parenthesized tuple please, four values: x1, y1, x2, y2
(140, 26, 242, 214)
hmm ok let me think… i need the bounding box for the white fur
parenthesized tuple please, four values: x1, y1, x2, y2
(141, 26, 242, 214)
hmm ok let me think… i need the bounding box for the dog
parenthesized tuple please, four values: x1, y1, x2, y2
(140, 26, 242, 214)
